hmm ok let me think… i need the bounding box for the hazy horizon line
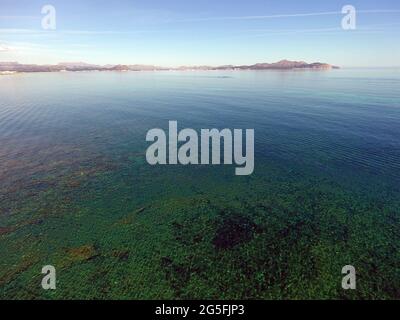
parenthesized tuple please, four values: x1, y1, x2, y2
(2, 59, 400, 69)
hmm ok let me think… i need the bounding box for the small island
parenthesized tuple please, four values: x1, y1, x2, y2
(0, 60, 339, 74)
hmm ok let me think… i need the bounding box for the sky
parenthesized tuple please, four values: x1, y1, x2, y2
(0, 0, 399, 67)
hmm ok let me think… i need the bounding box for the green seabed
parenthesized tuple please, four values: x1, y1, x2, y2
(1, 153, 399, 299)
(1, 70, 400, 299)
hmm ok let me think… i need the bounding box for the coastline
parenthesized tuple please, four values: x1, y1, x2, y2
(0, 68, 340, 76)
(0, 60, 340, 74)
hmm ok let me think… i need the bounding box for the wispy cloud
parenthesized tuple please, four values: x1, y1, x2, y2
(0, 44, 12, 52)
(0, 28, 185, 36)
(0, 28, 44, 35)
(0, 15, 40, 20)
(244, 22, 400, 35)
(0, 41, 46, 52)
(181, 9, 400, 22)
(0, 40, 87, 61)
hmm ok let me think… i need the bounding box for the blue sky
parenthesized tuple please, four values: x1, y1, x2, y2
(0, 0, 399, 67)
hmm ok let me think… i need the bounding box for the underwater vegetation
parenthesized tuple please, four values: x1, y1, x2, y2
(1, 70, 399, 300)
(1, 155, 399, 300)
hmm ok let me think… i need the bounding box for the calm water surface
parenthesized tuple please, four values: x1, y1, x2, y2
(0, 69, 399, 299)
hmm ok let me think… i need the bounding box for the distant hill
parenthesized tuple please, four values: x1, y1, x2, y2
(0, 60, 339, 73)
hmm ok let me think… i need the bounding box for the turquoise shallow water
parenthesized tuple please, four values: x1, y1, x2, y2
(0, 69, 399, 299)
(1, 69, 399, 185)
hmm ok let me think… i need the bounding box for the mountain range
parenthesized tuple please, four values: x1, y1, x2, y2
(0, 60, 339, 73)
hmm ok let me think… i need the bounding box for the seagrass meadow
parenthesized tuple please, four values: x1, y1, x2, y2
(1, 69, 399, 299)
